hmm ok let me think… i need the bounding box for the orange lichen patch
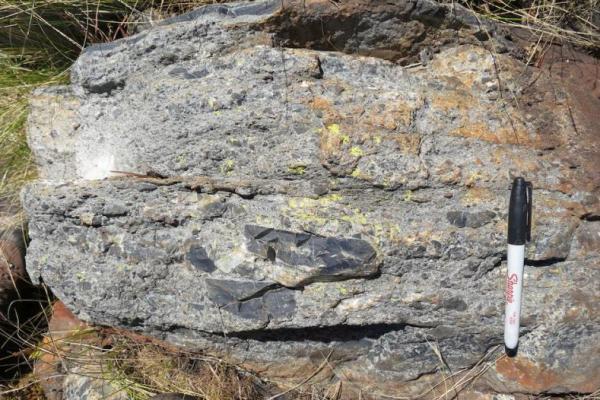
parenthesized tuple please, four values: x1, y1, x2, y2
(430, 88, 476, 111)
(460, 187, 497, 206)
(495, 358, 560, 392)
(495, 357, 598, 393)
(395, 229, 445, 252)
(433, 160, 462, 185)
(512, 155, 541, 173)
(310, 97, 331, 110)
(388, 134, 421, 154)
(450, 123, 533, 145)
(463, 169, 491, 187)
(555, 179, 574, 194)
(563, 200, 587, 217)
(320, 124, 344, 156)
(309, 96, 341, 123)
(366, 101, 415, 130)
(429, 46, 525, 92)
(570, 289, 600, 320)
(344, 104, 366, 119)
(490, 147, 542, 173)
(535, 195, 585, 218)
(318, 122, 362, 175)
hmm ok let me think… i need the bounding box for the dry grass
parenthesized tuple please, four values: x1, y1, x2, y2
(0, 1, 225, 66)
(2, 314, 599, 399)
(446, 0, 599, 52)
(0, 374, 46, 400)
(0, 59, 65, 228)
(102, 330, 266, 399)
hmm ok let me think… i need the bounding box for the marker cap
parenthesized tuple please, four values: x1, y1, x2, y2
(505, 345, 518, 358)
(508, 177, 532, 245)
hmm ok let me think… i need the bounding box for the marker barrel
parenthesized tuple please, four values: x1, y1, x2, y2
(504, 244, 524, 352)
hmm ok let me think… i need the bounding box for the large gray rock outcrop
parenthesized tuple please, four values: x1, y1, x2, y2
(23, 0, 600, 397)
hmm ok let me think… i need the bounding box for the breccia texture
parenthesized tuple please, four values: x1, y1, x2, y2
(23, 0, 599, 397)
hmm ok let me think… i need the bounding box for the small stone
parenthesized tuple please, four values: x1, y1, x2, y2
(79, 212, 101, 227)
(244, 225, 378, 286)
(102, 202, 128, 217)
(186, 244, 216, 273)
(446, 211, 496, 228)
(411, 193, 431, 203)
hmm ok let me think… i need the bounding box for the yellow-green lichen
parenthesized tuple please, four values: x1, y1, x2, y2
(293, 211, 329, 225)
(220, 159, 235, 175)
(466, 171, 486, 186)
(255, 214, 274, 226)
(350, 146, 364, 157)
(176, 154, 188, 165)
(340, 208, 368, 225)
(286, 196, 343, 226)
(116, 264, 130, 272)
(327, 123, 341, 135)
(287, 165, 306, 175)
(326, 193, 343, 202)
(337, 285, 349, 296)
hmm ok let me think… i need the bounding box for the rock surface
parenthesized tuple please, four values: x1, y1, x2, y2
(23, 0, 600, 397)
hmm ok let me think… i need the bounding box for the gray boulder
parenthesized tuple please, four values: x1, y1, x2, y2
(23, 0, 600, 397)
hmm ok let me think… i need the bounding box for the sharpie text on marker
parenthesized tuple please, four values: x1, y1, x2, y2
(505, 273, 518, 304)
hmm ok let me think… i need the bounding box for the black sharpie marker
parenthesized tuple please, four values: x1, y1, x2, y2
(504, 177, 532, 357)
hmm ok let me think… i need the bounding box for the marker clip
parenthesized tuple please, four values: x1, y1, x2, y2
(526, 181, 532, 242)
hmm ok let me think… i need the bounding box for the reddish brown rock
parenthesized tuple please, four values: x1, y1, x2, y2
(492, 355, 600, 394)
(34, 301, 88, 400)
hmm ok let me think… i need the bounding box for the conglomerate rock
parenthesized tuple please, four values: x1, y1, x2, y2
(23, 0, 599, 397)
